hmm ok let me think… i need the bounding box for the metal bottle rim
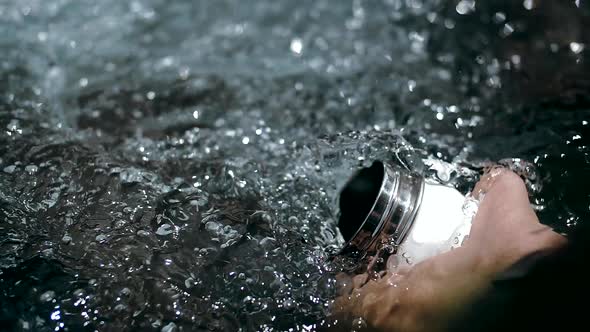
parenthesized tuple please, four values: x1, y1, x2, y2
(339, 161, 425, 258)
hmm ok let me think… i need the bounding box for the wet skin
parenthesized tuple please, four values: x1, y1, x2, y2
(333, 169, 566, 332)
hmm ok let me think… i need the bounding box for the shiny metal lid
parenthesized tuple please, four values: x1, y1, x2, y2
(338, 161, 425, 259)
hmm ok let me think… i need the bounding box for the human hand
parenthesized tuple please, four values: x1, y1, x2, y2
(331, 169, 566, 332)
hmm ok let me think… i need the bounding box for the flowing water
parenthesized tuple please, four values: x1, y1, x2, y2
(1, 0, 589, 331)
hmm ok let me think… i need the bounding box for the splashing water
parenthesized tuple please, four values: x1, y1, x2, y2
(1, 0, 589, 331)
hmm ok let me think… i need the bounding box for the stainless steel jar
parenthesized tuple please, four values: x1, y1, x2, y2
(338, 161, 473, 267)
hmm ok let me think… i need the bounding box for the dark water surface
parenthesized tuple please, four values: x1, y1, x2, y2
(1, 1, 589, 331)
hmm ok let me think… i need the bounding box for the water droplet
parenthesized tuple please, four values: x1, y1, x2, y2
(290, 38, 303, 55)
(95, 234, 107, 243)
(156, 224, 174, 236)
(37, 31, 48, 42)
(50, 310, 61, 321)
(259, 212, 272, 223)
(137, 230, 150, 236)
(282, 297, 295, 309)
(352, 317, 367, 329)
(3, 165, 16, 174)
(40, 290, 56, 302)
(259, 237, 275, 247)
(456, 0, 475, 15)
(205, 221, 220, 233)
(387, 255, 399, 271)
(25, 165, 38, 174)
(161, 322, 177, 332)
(179, 67, 190, 79)
(570, 42, 585, 54)
(20, 320, 30, 330)
(501, 23, 515, 37)
(61, 235, 72, 244)
(114, 304, 127, 312)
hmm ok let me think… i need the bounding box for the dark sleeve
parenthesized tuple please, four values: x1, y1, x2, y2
(449, 222, 590, 332)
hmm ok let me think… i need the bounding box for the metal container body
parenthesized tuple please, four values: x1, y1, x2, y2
(338, 161, 473, 267)
(393, 182, 471, 266)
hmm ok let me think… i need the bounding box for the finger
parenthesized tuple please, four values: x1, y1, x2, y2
(471, 166, 509, 201)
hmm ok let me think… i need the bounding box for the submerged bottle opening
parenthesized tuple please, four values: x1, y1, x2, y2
(337, 161, 425, 259)
(338, 161, 384, 242)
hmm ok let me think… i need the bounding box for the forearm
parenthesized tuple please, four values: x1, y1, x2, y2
(334, 229, 565, 332)
(366, 248, 492, 332)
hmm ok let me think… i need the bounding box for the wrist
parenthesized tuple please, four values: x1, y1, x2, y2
(474, 225, 567, 279)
